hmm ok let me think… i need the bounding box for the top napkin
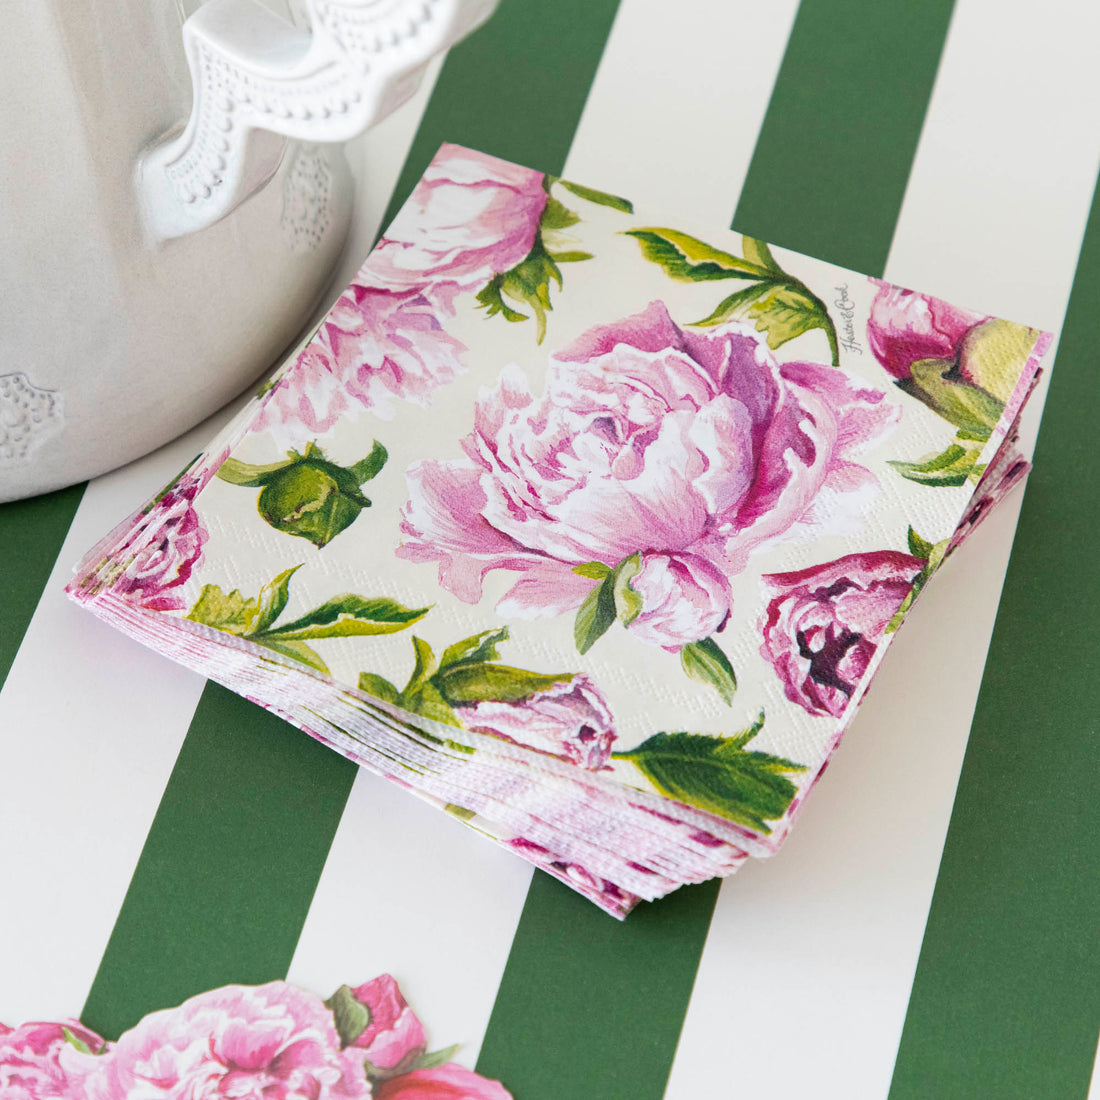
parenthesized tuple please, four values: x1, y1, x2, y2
(70, 144, 1050, 913)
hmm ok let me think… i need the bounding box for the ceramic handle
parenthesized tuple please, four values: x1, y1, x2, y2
(140, 0, 496, 240)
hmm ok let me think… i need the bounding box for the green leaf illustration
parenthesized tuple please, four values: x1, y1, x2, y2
(886, 529, 949, 634)
(574, 573, 617, 654)
(613, 715, 805, 833)
(218, 440, 388, 548)
(263, 595, 429, 641)
(888, 442, 986, 487)
(413, 1045, 462, 1072)
(898, 360, 1003, 441)
(611, 552, 643, 625)
(357, 672, 400, 705)
(62, 1028, 99, 1056)
(436, 663, 569, 706)
(187, 570, 426, 676)
(438, 626, 510, 671)
(625, 228, 768, 281)
(741, 236, 782, 272)
(680, 637, 737, 705)
(478, 237, 561, 343)
(572, 561, 612, 580)
(556, 178, 634, 213)
(325, 985, 371, 1048)
(628, 228, 841, 365)
(539, 194, 581, 230)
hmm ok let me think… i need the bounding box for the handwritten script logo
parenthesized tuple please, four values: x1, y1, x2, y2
(833, 284, 863, 356)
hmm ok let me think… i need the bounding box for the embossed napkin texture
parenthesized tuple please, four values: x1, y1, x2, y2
(69, 144, 1050, 916)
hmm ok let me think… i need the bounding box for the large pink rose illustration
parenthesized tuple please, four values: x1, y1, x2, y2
(253, 286, 466, 446)
(759, 549, 925, 718)
(399, 302, 896, 652)
(348, 975, 425, 1071)
(362, 144, 547, 303)
(73, 982, 370, 1100)
(458, 674, 616, 770)
(0, 1020, 105, 1099)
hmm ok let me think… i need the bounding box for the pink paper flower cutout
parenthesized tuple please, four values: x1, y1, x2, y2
(362, 144, 547, 300)
(73, 982, 370, 1100)
(759, 549, 925, 718)
(374, 1064, 511, 1100)
(399, 302, 897, 650)
(0, 1020, 105, 1100)
(348, 975, 426, 1071)
(458, 674, 616, 770)
(867, 279, 988, 381)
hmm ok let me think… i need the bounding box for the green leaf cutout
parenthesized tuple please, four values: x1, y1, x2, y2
(680, 637, 737, 705)
(556, 178, 634, 213)
(325, 985, 371, 1048)
(62, 1028, 99, 1056)
(888, 442, 986, 487)
(218, 440, 388, 548)
(613, 715, 805, 833)
(413, 1045, 462, 1072)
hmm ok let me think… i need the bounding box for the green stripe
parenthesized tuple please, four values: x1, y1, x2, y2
(477, 876, 721, 1099)
(77, 0, 623, 1040)
(477, 3, 955, 1097)
(81, 684, 356, 1038)
(888, 178, 1100, 1099)
(0, 482, 84, 688)
(735, 0, 955, 275)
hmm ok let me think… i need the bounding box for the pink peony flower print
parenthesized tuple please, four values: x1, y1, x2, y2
(72, 982, 370, 1100)
(399, 302, 897, 650)
(867, 279, 988, 381)
(373, 1064, 511, 1100)
(0, 1019, 105, 1099)
(103, 465, 211, 612)
(508, 839, 635, 917)
(348, 975, 426, 1071)
(252, 286, 466, 446)
(457, 674, 616, 770)
(759, 549, 925, 718)
(361, 144, 547, 302)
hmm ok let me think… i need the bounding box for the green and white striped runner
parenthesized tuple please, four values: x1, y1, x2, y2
(2, 1, 1097, 1095)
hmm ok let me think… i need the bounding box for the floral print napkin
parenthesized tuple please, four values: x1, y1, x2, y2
(69, 144, 1051, 916)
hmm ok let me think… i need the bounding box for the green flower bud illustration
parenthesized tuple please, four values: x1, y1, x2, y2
(216, 440, 387, 547)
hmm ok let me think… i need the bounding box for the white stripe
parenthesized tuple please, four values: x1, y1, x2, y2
(1088, 1033, 1100, 1100)
(564, 0, 799, 222)
(0, 422, 216, 1022)
(285, 0, 802, 1059)
(666, 1, 1100, 1096)
(0, 63, 441, 1025)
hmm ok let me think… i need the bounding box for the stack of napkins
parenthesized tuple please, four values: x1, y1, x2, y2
(69, 145, 1050, 916)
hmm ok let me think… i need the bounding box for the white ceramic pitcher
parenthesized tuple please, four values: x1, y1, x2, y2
(0, 0, 495, 502)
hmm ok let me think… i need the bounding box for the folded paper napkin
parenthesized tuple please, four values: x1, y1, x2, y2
(69, 144, 1051, 917)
